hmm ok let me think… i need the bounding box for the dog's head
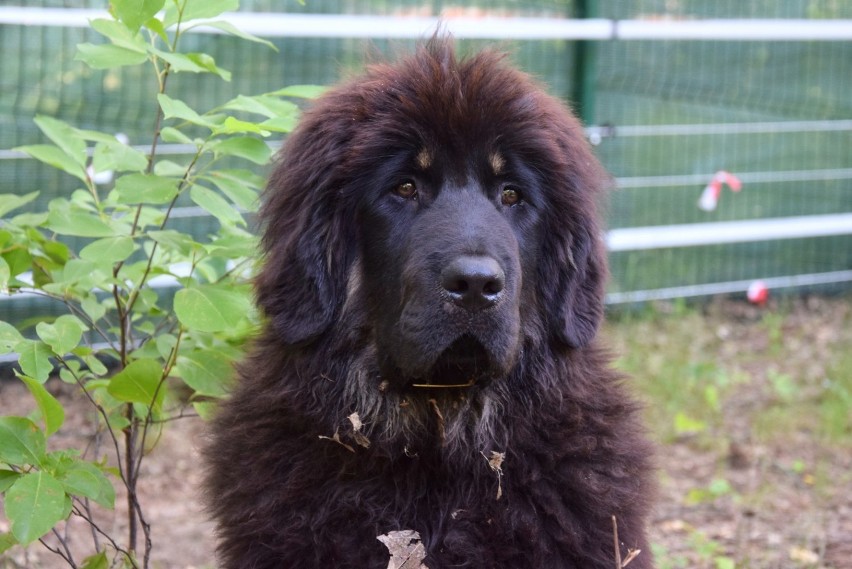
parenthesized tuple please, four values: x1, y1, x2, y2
(256, 39, 608, 395)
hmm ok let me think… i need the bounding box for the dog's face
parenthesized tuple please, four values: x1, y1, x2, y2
(356, 139, 546, 389)
(256, 40, 609, 403)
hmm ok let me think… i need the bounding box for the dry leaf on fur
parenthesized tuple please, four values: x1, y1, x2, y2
(622, 548, 642, 567)
(318, 428, 355, 453)
(481, 451, 505, 500)
(377, 529, 429, 569)
(348, 412, 371, 449)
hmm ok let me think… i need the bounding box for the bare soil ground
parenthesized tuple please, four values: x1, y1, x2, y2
(1, 296, 850, 568)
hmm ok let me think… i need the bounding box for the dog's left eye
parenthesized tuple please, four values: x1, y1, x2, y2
(394, 181, 418, 200)
(501, 187, 521, 206)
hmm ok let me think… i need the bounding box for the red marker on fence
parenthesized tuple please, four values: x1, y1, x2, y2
(698, 170, 742, 211)
(747, 280, 769, 305)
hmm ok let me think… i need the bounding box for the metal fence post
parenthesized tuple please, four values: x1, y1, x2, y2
(571, 0, 598, 126)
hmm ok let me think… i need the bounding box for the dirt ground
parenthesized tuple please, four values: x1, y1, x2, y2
(1, 297, 850, 568)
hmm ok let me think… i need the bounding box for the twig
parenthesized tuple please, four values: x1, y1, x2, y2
(43, 527, 77, 568)
(72, 504, 135, 563)
(81, 498, 101, 553)
(612, 515, 622, 569)
(428, 399, 446, 444)
(611, 515, 641, 568)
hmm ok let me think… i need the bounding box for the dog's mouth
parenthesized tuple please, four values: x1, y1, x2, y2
(409, 335, 494, 389)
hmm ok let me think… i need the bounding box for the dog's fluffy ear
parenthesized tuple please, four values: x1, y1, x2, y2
(549, 222, 607, 349)
(254, 101, 355, 345)
(540, 120, 609, 350)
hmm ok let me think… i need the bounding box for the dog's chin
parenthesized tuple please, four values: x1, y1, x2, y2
(404, 335, 506, 391)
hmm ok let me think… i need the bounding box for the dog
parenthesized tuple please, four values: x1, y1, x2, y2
(204, 38, 655, 568)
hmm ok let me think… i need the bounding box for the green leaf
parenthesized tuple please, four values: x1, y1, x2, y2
(0, 322, 26, 354)
(205, 232, 258, 258)
(61, 259, 108, 288)
(34, 116, 87, 167)
(110, 0, 165, 33)
(210, 136, 271, 165)
(107, 359, 165, 410)
(186, 19, 277, 50)
(212, 117, 270, 136)
(146, 16, 168, 42)
(0, 470, 20, 493)
(115, 173, 179, 205)
(153, 159, 190, 177)
(175, 349, 233, 397)
(0, 191, 39, 218)
(0, 256, 8, 290)
(223, 94, 299, 119)
(150, 48, 230, 80)
(46, 202, 115, 237)
(80, 236, 136, 263)
(5, 472, 67, 545)
(148, 229, 201, 256)
(174, 284, 252, 333)
(192, 401, 218, 421)
(268, 84, 328, 99)
(203, 170, 260, 211)
(15, 340, 53, 383)
(90, 18, 148, 52)
(0, 417, 46, 466)
(157, 93, 216, 128)
(75, 42, 149, 69)
(190, 185, 245, 226)
(0, 533, 17, 555)
(673, 411, 706, 435)
(81, 295, 107, 322)
(92, 138, 148, 173)
(58, 461, 114, 509)
(81, 551, 110, 569)
(18, 375, 65, 436)
(159, 126, 194, 144)
(36, 315, 84, 356)
(14, 145, 88, 183)
(163, 0, 239, 27)
(259, 116, 298, 133)
(186, 52, 231, 81)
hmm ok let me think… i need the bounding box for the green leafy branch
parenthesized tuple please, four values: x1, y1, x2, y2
(0, 1, 322, 567)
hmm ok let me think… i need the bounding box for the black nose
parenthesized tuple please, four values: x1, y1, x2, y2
(441, 255, 505, 311)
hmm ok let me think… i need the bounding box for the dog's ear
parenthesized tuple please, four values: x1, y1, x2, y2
(539, 120, 609, 350)
(254, 101, 355, 345)
(548, 221, 607, 349)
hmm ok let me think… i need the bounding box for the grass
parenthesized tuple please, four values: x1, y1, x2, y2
(605, 295, 852, 568)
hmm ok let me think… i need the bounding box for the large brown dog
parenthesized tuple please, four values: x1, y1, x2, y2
(205, 39, 655, 568)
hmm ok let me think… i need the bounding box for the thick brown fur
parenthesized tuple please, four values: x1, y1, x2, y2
(204, 39, 655, 568)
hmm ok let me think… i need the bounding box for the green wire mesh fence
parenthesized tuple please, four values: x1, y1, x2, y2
(1, 0, 850, 327)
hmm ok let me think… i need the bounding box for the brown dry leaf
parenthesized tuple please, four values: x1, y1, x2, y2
(788, 546, 819, 564)
(377, 529, 429, 569)
(318, 428, 355, 453)
(481, 450, 505, 500)
(622, 548, 642, 567)
(348, 412, 371, 449)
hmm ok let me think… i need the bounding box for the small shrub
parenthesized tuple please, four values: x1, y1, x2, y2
(0, 1, 320, 566)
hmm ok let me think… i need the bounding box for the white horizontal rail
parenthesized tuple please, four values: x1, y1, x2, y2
(1, 8, 852, 41)
(588, 119, 852, 138)
(606, 270, 852, 304)
(617, 168, 852, 189)
(607, 213, 852, 252)
(614, 19, 852, 41)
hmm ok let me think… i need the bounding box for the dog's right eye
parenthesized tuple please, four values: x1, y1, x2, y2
(394, 181, 418, 200)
